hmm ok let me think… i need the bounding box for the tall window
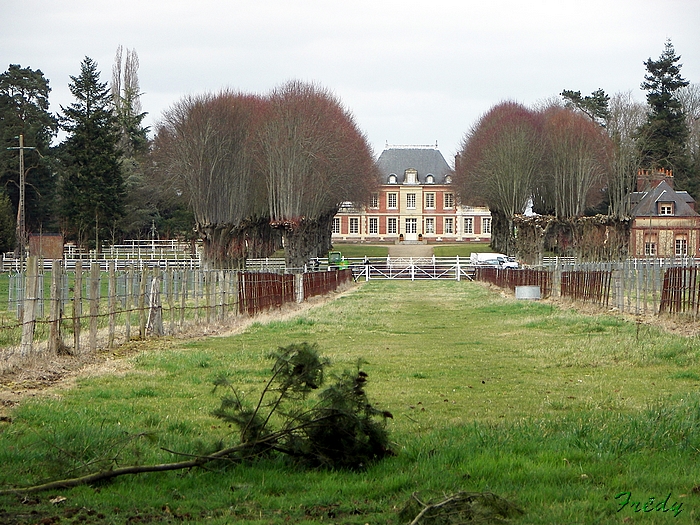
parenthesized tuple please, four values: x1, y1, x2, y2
(387, 217, 397, 234)
(464, 217, 473, 234)
(349, 217, 359, 234)
(425, 217, 435, 234)
(370, 193, 379, 208)
(444, 217, 453, 234)
(332, 217, 340, 234)
(387, 192, 397, 209)
(369, 217, 378, 234)
(444, 193, 454, 208)
(406, 193, 416, 209)
(644, 234, 657, 256)
(425, 192, 435, 209)
(675, 236, 688, 256)
(482, 217, 491, 234)
(406, 218, 417, 234)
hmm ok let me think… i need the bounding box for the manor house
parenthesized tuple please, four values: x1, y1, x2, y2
(332, 145, 491, 243)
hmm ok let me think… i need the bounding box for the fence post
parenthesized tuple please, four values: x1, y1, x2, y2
(295, 273, 304, 303)
(48, 259, 63, 354)
(180, 268, 188, 328)
(125, 264, 132, 341)
(108, 261, 116, 348)
(168, 268, 175, 334)
(20, 256, 40, 358)
(138, 266, 148, 338)
(89, 262, 100, 353)
(73, 261, 82, 353)
(147, 266, 163, 336)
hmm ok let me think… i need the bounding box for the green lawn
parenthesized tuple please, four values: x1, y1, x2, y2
(1, 280, 699, 524)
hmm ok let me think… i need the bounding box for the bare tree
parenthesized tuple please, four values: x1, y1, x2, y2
(541, 106, 612, 218)
(153, 91, 278, 268)
(454, 102, 543, 254)
(111, 46, 148, 155)
(259, 81, 378, 268)
(605, 91, 647, 218)
(677, 83, 700, 170)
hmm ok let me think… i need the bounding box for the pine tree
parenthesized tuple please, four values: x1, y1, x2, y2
(59, 57, 125, 251)
(637, 40, 692, 194)
(0, 65, 58, 236)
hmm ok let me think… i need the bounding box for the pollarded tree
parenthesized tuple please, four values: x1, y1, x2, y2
(454, 101, 544, 254)
(59, 57, 125, 251)
(0, 65, 58, 237)
(541, 106, 612, 218)
(153, 91, 277, 268)
(259, 80, 378, 268)
(637, 40, 692, 194)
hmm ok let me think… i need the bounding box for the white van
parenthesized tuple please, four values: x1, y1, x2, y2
(470, 252, 519, 269)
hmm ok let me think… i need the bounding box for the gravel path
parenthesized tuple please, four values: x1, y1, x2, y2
(387, 243, 434, 257)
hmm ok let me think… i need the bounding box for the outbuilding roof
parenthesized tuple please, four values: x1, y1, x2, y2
(630, 180, 698, 217)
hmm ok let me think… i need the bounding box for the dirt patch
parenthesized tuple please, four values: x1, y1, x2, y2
(0, 284, 359, 419)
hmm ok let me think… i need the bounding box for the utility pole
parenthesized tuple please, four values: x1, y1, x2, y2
(7, 134, 36, 269)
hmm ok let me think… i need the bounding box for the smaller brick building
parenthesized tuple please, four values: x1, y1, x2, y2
(629, 169, 700, 258)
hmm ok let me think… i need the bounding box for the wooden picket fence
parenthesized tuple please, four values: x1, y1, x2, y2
(0, 258, 352, 373)
(475, 259, 700, 318)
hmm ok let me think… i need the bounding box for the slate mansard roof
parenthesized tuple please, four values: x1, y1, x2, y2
(376, 147, 453, 184)
(630, 180, 698, 218)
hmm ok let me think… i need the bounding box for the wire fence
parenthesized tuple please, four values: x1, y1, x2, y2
(0, 258, 352, 374)
(475, 258, 700, 318)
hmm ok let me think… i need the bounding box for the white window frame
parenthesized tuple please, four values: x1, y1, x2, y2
(659, 203, 673, 215)
(444, 217, 453, 234)
(332, 217, 340, 234)
(406, 193, 416, 209)
(425, 217, 435, 234)
(482, 217, 491, 234)
(425, 192, 435, 209)
(405, 218, 417, 234)
(370, 193, 379, 209)
(349, 217, 359, 234)
(387, 217, 397, 234)
(464, 217, 473, 234)
(444, 192, 454, 208)
(387, 192, 398, 209)
(675, 236, 688, 256)
(369, 217, 378, 234)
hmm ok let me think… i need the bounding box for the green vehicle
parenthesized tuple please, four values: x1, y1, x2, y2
(327, 251, 348, 270)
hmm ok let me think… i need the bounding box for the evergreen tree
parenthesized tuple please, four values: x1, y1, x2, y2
(59, 57, 125, 251)
(0, 65, 58, 237)
(637, 40, 692, 194)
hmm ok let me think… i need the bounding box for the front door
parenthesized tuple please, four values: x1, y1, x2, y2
(405, 218, 418, 241)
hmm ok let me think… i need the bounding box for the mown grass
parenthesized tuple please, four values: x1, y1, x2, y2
(1, 281, 699, 524)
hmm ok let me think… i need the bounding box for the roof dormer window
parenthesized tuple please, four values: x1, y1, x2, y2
(659, 203, 674, 215)
(388, 174, 397, 184)
(426, 174, 434, 184)
(444, 175, 452, 184)
(404, 168, 418, 185)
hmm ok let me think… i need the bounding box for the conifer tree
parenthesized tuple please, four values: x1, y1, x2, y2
(637, 40, 692, 194)
(59, 57, 125, 251)
(0, 65, 58, 236)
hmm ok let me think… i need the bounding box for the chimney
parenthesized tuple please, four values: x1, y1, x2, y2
(636, 168, 673, 191)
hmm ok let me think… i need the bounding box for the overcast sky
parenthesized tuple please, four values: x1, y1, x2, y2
(3, 0, 699, 163)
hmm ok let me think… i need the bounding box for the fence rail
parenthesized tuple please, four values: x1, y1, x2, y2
(474, 259, 700, 318)
(0, 257, 352, 374)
